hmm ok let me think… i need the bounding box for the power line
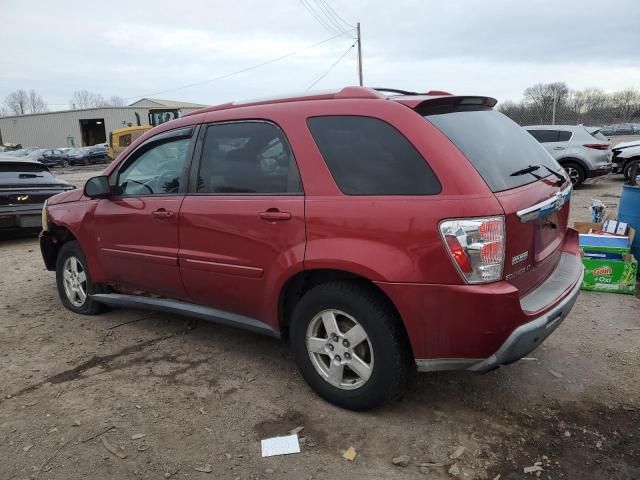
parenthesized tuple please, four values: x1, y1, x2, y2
(123, 33, 344, 100)
(300, 0, 354, 38)
(316, 0, 355, 30)
(305, 41, 356, 91)
(311, 0, 354, 37)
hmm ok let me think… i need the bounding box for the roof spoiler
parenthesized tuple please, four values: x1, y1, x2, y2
(394, 95, 498, 112)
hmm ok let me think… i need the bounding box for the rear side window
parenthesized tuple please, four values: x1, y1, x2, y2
(558, 130, 572, 141)
(527, 129, 559, 143)
(307, 116, 441, 195)
(425, 109, 558, 192)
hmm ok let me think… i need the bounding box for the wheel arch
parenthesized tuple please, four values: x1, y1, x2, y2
(41, 223, 78, 271)
(557, 157, 588, 174)
(278, 268, 414, 356)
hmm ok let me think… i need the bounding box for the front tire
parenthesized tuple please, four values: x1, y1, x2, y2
(55, 241, 104, 315)
(290, 281, 411, 411)
(623, 159, 640, 180)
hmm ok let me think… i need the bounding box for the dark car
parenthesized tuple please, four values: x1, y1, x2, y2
(67, 148, 91, 166)
(40, 87, 582, 410)
(0, 158, 74, 231)
(41, 149, 70, 168)
(86, 145, 109, 163)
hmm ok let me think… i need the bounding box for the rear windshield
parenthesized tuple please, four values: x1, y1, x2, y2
(423, 109, 559, 192)
(0, 162, 54, 179)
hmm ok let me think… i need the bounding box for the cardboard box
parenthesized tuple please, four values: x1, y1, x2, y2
(573, 221, 638, 295)
(581, 255, 638, 294)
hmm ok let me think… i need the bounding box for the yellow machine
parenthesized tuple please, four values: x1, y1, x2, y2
(108, 125, 151, 160)
(108, 108, 181, 160)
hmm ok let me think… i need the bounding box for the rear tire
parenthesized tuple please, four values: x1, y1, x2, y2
(290, 281, 411, 411)
(55, 241, 105, 315)
(561, 161, 585, 187)
(623, 159, 640, 180)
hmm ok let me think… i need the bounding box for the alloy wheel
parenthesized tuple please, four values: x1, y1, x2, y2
(564, 166, 580, 186)
(62, 256, 87, 307)
(306, 309, 374, 390)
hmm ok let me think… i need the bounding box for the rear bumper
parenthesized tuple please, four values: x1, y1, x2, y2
(0, 204, 43, 229)
(586, 164, 612, 178)
(466, 265, 582, 371)
(411, 254, 583, 372)
(375, 228, 584, 369)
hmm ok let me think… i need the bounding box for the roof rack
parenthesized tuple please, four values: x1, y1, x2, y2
(183, 87, 385, 117)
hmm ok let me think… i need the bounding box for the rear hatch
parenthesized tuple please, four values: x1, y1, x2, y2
(413, 99, 571, 295)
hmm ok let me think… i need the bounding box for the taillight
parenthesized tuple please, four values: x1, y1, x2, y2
(439, 216, 505, 283)
(583, 144, 610, 150)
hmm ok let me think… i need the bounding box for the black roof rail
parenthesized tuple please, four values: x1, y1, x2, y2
(372, 88, 423, 96)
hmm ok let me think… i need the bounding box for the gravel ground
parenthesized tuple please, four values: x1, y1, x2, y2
(0, 166, 638, 480)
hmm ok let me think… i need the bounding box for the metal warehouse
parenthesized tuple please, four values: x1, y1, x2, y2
(0, 98, 206, 149)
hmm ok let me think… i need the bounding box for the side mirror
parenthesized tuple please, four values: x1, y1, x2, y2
(84, 175, 111, 198)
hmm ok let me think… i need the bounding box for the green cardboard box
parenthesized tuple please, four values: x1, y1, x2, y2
(581, 255, 638, 294)
(574, 221, 638, 295)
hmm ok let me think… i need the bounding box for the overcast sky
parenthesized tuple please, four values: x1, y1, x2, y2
(1, 0, 639, 110)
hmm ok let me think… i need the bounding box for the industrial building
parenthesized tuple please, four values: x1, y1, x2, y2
(0, 98, 207, 148)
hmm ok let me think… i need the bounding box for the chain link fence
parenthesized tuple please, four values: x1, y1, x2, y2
(497, 101, 640, 135)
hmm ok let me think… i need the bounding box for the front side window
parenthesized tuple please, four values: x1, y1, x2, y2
(116, 137, 190, 196)
(196, 121, 302, 194)
(307, 116, 441, 195)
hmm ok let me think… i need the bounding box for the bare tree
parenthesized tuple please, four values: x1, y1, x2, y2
(523, 82, 569, 123)
(0, 105, 9, 117)
(109, 96, 126, 107)
(4, 89, 29, 115)
(70, 90, 96, 109)
(28, 89, 48, 113)
(70, 90, 125, 108)
(582, 88, 608, 113)
(611, 88, 640, 121)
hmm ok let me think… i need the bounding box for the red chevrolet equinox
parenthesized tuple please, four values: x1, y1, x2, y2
(40, 87, 583, 410)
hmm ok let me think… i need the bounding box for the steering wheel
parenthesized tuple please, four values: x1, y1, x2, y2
(155, 170, 181, 193)
(123, 179, 153, 195)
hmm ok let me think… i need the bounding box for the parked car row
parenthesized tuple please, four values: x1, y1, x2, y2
(600, 124, 640, 136)
(0, 145, 109, 167)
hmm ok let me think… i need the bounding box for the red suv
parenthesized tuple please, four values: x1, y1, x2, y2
(40, 87, 583, 410)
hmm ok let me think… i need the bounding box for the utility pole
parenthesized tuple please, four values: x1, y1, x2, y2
(356, 22, 363, 86)
(551, 88, 557, 125)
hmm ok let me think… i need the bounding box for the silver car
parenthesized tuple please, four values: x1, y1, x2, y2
(525, 125, 612, 187)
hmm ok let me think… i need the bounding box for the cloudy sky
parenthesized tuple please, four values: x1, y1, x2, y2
(1, 0, 638, 110)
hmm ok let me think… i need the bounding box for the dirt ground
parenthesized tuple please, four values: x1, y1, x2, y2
(1, 163, 639, 480)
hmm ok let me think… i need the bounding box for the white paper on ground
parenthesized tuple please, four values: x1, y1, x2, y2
(261, 434, 301, 457)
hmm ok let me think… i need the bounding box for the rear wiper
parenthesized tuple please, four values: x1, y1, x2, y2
(510, 165, 541, 178)
(543, 166, 567, 186)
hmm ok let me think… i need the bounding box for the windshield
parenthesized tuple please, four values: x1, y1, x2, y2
(423, 108, 560, 192)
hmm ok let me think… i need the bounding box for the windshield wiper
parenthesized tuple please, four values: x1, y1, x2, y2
(543, 166, 567, 186)
(510, 165, 541, 178)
